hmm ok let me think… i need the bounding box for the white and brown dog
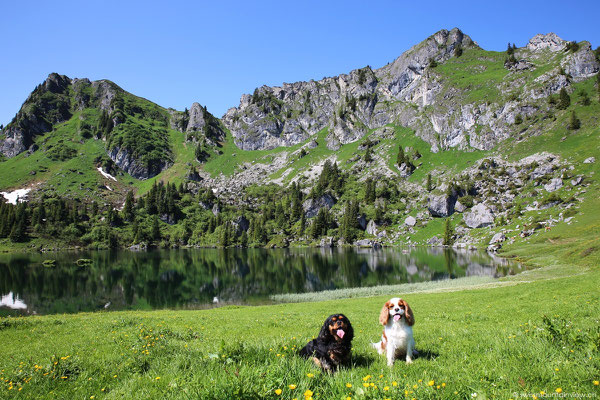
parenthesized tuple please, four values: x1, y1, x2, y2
(372, 297, 416, 366)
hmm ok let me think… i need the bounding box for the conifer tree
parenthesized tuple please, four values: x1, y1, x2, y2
(443, 218, 454, 246)
(396, 145, 405, 166)
(567, 110, 581, 130)
(557, 88, 571, 110)
(123, 190, 135, 222)
(152, 215, 161, 241)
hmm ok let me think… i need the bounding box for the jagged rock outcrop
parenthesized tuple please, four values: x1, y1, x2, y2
(223, 29, 599, 154)
(1, 73, 72, 158)
(463, 203, 494, 229)
(185, 102, 225, 143)
(303, 193, 336, 218)
(223, 28, 477, 151)
(428, 193, 457, 217)
(526, 33, 566, 52)
(108, 146, 172, 180)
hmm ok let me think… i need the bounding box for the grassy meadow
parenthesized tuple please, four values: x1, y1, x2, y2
(1, 233, 599, 399)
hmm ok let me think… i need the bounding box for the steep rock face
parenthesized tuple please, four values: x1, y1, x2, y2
(1, 73, 72, 158)
(526, 33, 566, 52)
(223, 28, 477, 151)
(223, 29, 599, 153)
(185, 102, 225, 143)
(108, 146, 172, 180)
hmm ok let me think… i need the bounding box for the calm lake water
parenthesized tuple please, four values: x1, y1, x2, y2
(0, 248, 521, 315)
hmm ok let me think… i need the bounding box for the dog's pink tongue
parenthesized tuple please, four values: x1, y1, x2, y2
(336, 329, 345, 338)
(393, 314, 401, 321)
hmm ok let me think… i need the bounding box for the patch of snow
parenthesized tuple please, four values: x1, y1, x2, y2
(1, 188, 31, 205)
(106, 185, 113, 191)
(97, 167, 117, 181)
(1, 292, 27, 310)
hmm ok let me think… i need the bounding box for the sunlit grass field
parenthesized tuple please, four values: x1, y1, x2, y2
(1, 240, 598, 399)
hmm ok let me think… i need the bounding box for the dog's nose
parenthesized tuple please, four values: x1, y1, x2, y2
(394, 308, 399, 312)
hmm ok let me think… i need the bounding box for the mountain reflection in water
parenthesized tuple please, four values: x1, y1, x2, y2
(0, 247, 520, 315)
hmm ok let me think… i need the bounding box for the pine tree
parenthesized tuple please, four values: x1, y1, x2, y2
(579, 90, 591, 106)
(364, 178, 376, 204)
(443, 218, 454, 246)
(396, 145, 405, 166)
(152, 215, 161, 241)
(426, 173, 433, 192)
(567, 110, 581, 130)
(557, 88, 571, 110)
(507, 42, 514, 55)
(299, 212, 306, 236)
(364, 146, 373, 163)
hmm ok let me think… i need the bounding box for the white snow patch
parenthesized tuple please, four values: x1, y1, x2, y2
(1, 292, 27, 310)
(106, 185, 113, 191)
(97, 167, 117, 182)
(1, 188, 31, 205)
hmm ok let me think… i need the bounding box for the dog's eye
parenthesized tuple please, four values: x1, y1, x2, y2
(332, 317, 337, 321)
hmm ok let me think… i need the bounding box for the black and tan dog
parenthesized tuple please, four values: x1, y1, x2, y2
(299, 314, 354, 371)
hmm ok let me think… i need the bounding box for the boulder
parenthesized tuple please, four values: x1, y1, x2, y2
(404, 216, 416, 227)
(454, 200, 466, 213)
(320, 237, 334, 248)
(464, 203, 494, 229)
(303, 193, 336, 218)
(427, 236, 442, 246)
(570, 176, 583, 186)
(489, 232, 506, 244)
(366, 219, 378, 235)
(544, 178, 563, 192)
(427, 194, 457, 217)
(355, 239, 373, 247)
(583, 157, 595, 164)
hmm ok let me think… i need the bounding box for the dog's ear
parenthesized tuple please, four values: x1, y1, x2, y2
(401, 299, 415, 326)
(379, 301, 390, 325)
(318, 316, 333, 339)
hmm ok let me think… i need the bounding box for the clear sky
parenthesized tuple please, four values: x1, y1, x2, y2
(1, 0, 599, 126)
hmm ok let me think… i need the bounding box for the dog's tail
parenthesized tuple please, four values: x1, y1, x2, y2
(371, 341, 384, 355)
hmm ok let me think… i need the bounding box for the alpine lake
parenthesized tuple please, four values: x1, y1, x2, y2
(0, 247, 522, 316)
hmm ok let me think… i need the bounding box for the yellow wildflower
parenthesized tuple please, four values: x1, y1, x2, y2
(346, 383, 352, 388)
(306, 373, 314, 378)
(275, 389, 282, 395)
(428, 380, 434, 386)
(556, 388, 563, 393)
(289, 384, 296, 390)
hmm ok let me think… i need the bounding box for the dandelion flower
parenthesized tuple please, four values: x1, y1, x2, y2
(306, 373, 314, 378)
(384, 386, 389, 391)
(428, 380, 435, 386)
(304, 389, 313, 397)
(289, 384, 297, 390)
(275, 389, 282, 395)
(155, 377, 160, 380)
(593, 381, 599, 386)
(346, 383, 352, 388)
(363, 382, 370, 388)
(556, 388, 562, 393)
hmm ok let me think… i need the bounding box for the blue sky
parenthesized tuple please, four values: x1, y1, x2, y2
(1, 0, 599, 125)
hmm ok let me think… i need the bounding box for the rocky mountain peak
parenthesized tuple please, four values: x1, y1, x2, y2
(44, 73, 71, 94)
(526, 33, 566, 52)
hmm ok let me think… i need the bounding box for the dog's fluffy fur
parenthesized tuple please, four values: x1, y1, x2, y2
(299, 314, 354, 371)
(372, 297, 416, 366)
